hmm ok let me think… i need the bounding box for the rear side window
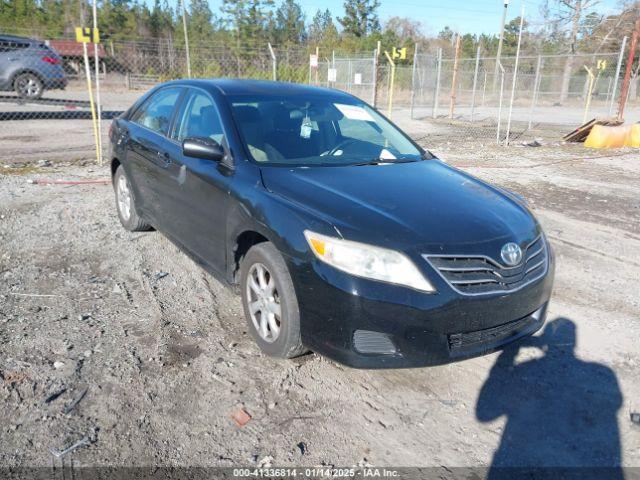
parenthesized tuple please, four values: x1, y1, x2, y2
(0, 40, 29, 53)
(130, 87, 182, 136)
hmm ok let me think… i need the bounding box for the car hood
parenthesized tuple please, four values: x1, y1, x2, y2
(260, 160, 540, 252)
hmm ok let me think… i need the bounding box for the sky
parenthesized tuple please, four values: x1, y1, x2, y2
(207, 0, 622, 36)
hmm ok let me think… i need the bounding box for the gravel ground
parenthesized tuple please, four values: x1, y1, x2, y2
(1, 122, 639, 470)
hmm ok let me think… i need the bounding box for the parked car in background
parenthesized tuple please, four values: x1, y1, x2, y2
(108, 79, 555, 369)
(0, 34, 67, 100)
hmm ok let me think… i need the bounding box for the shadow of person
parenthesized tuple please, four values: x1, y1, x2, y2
(476, 317, 623, 479)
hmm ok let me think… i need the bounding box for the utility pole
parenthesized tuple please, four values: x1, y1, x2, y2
(617, 19, 640, 121)
(449, 34, 462, 119)
(505, 3, 525, 145)
(493, 0, 510, 92)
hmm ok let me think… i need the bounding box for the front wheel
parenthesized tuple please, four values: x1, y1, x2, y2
(14, 72, 43, 100)
(240, 242, 307, 359)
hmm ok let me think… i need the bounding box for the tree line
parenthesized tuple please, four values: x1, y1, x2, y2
(0, 0, 638, 59)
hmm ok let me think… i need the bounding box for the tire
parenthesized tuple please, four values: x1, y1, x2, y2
(14, 72, 44, 100)
(113, 165, 151, 232)
(240, 242, 307, 359)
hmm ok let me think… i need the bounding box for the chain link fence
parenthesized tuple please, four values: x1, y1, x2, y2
(315, 52, 377, 104)
(1, 28, 638, 164)
(409, 50, 638, 144)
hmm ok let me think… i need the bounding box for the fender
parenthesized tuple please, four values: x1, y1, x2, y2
(225, 176, 336, 284)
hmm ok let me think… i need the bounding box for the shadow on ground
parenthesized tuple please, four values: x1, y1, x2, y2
(477, 317, 623, 479)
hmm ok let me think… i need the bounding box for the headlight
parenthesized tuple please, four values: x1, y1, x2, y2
(304, 230, 435, 293)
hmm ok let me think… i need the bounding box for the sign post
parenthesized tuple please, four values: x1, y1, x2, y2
(75, 27, 101, 165)
(309, 52, 318, 85)
(91, 0, 103, 165)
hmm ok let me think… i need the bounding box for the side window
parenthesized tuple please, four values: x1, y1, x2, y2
(174, 91, 224, 144)
(0, 40, 27, 53)
(131, 87, 182, 136)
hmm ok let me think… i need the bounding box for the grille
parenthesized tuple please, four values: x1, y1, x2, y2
(423, 235, 548, 296)
(448, 308, 542, 352)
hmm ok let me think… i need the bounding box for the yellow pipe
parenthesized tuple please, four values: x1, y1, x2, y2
(384, 51, 395, 118)
(82, 42, 100, 164)
(583, 65, 595, 124)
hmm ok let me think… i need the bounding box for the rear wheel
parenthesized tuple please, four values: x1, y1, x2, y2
(113, 165, 151, 232)
(14, 72, 43, 100)
(240, 242, 307, 359)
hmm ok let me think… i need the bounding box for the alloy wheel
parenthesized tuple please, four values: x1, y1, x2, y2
(117, 174, 132, 221)
(246, 263, 282, 343)
(16, 75, 41, 98)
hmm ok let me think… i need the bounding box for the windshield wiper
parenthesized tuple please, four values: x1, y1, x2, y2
(351, 157, 418, 166)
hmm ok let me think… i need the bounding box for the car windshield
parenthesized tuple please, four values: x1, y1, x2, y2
(227, 95, 423, 166)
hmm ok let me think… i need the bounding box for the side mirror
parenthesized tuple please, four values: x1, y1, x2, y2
(182, 137, 224, 162)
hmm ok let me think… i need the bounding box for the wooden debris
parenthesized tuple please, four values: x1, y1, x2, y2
(563, 118, 623, 143)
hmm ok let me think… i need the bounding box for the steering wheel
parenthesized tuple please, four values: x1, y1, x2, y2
(325, 139, 358, 156)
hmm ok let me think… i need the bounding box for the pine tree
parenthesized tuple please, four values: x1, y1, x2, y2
(221, 0, 274, 47)
(338, 0, 380, 38)
(275, 0, 305, 45)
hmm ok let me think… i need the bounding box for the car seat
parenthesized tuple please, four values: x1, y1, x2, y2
(265, 106, 320, 159)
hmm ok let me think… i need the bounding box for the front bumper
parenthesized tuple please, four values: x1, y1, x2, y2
(287, 247, 555, 369)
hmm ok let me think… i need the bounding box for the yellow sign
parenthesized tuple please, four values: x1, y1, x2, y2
(75, 27, 100, 44)
(597, 60, 607, 71)
(392, 47, 407, 60)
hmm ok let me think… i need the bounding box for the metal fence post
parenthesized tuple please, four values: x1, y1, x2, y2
(432, 48, 442, 118)
(609, 36, 627, 116)
(410, 43, 418, 119)
(470, 45, 481, 122)
(267, 43, 277, 81)
(481, 70, 487, 106)
(583, 66, 596, 123)
(528, 55, 542, 130)
(181, 0, 191, 78)
(315, 46, 319, 85)
(372, 42, 380, 107)
(497, 62, 505, 144)
(505, 4, 524, 145)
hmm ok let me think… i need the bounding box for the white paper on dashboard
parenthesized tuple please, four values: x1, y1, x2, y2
(379, 148, 397, 160)
(334, 104, 375, 122)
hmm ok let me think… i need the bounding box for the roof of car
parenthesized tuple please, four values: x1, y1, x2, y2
(166, 78, 355, 100)
(0, 34, 37, 43)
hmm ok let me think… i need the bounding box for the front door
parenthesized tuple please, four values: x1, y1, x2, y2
(160, 88, 234, 273)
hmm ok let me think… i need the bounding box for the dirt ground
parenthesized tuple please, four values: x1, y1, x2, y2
(1, 119, 639, 470)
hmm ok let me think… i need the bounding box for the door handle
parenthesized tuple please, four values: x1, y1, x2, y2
(158, 151, 172, 165)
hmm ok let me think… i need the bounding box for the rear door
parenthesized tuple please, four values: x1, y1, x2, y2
(160, 87, 234, 272)
(125, 86, 184, 225)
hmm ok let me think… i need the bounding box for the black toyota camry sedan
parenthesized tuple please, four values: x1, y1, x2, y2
(108, 79, 554, 369)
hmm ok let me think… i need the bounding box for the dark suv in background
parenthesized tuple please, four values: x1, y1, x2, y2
(0, 34, 67, 100)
